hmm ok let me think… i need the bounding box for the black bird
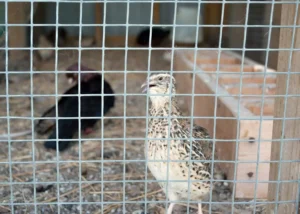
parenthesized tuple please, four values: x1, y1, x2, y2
(136, 27, 171, 47)
(35, 63, 115, 151)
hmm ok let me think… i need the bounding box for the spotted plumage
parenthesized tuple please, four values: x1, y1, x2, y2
(141, 73, 225, 214)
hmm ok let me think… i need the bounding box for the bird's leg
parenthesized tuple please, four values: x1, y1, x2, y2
(198, 202, 203, 214)
(167, 203, 175, 214)
(83, 127, 94, 135)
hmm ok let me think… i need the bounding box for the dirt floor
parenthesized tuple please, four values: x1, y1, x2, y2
(0, 50, 267, 214)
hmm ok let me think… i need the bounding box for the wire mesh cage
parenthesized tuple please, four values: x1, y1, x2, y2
(0, 0, 299, 214)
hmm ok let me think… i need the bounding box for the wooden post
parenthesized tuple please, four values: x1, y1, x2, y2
(8, 2, 29, 60)
(204, 3, 221, 46)
(95, 3, 103, 46)
(153, 3, 160, 24)
(265, 3, 282, 70)
(267, 1, 300, 214)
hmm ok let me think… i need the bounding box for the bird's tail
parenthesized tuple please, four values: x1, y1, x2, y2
(213, 170, 228, 186)
(212, 167, 231, 198)
(35, 105, 56, 134)
(44, 119, 78, 151)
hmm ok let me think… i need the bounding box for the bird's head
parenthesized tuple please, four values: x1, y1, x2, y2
(141, 73, 176, 106)
(65, 63, 96, 84)
(65, 72, 78, 84)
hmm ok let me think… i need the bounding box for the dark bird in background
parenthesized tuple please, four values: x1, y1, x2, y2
(35, 63, 115, 151)
(136, 27, 171, 47)
(46, 27, 68, 47)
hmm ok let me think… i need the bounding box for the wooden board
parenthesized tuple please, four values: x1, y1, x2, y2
(7, 2, 30, 60)
(236, 120, 273, 198)
(173, 49, 275, 199)
(95, 3, 103, 46)
(153, 3, 160, 24)
(105, 36, 137, 47)
(267, 1, 300, 213)
(204, 3, 222, 46)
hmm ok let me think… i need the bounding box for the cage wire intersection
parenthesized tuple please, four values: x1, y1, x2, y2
(0, 0, 299, 214)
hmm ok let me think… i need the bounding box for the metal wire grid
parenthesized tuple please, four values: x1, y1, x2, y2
(0, 0, 299, 214)
(274, 2, 299, 213)
(245, 1, 268, 63)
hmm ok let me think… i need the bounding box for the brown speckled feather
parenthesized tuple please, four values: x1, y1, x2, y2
(143, 74, 225, 211)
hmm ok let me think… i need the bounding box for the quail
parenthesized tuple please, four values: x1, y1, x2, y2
(141, 73, 225, 214)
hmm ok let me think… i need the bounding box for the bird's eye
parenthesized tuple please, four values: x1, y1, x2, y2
(158, 77, 163, 81)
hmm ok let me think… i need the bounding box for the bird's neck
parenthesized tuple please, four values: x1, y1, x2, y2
(149, 98, 181, 116)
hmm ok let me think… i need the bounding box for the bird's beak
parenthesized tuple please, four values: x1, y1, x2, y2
(141, 80, 157, 93)
(68, 78, 74, 84)
(141, 81, 148, 93)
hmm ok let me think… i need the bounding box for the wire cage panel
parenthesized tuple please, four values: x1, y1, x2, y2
(1, 0, 300, 214)
(174, 49, 275, 199)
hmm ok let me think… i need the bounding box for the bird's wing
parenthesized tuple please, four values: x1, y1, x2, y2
(179, 119, 226, 183)
(191, 125, 226, 181)
(180, 120, 213, 161)
(35, 96, 69, 134)
(191, 125, 213, 159)
(35, 84, 79, 134)
(174, 120, 213, 180)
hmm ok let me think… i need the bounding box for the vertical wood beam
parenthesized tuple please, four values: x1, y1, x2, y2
(204, 3, 221, 45)
(153, 3, 160, 24)
(8, 2, 29, 60)
(265, 3, 282, 70)
(267, 1, 300, 213)
(95, 3, 103, 46)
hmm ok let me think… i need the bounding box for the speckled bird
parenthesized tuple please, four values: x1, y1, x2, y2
(141, 73, 225, 214)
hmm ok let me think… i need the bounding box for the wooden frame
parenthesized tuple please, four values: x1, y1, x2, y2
(95, 3, 103, 46)
(7, 2, 30, 60)
(267, 1, 300, 213)
(204, 2, 222, 46)
(153, 3, 160, 24)
(173, 49, 276, 199)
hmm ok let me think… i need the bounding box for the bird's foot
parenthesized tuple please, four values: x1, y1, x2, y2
(83, 128, 94, 135)
(198, 203, 203, 214)
(167, 203, 175, 214)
